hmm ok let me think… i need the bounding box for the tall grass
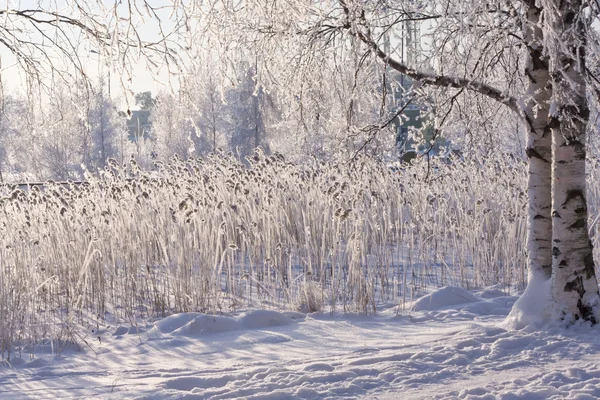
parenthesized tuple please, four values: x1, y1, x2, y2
(0, 149, 548, 359)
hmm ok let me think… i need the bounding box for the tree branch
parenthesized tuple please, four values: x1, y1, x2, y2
(338, 1, 521, 116)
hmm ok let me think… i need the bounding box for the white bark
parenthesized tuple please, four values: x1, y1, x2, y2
(526, 130, 552, 279)
(507, 4, 554, 328)
(551, 125, 599, 323)
(524, 5, 553, 281)
(546, 0, 600, 323)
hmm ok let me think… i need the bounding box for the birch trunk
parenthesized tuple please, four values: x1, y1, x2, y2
(524, 5, 553, 281)
(505, 4, 554, 328)
(547, 0, 600, 323)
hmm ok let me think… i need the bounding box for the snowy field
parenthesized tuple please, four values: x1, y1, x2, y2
(2, 286, 600, 399)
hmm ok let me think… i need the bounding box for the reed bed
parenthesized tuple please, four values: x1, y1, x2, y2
(0, 149, 569, 359)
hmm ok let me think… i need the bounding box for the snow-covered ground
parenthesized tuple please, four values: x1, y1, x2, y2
(3, 287, 600, 399)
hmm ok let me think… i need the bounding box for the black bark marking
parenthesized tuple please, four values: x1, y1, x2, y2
(553, 247, 561, 257)
(564, 276, 597, 324)
(577, 298, 597, 325)
(559, 103, 590, 120)
(567, 139, 587, 159)
(547, 116, 561, 129)
(554, 239, 562, 243)
(575, 206, 587, 214)
(568, 218, 586, 230)
(559, 260, 568, 266)
(584, 251, 596, 279)
(564, 276, 585, 297)
(559, 106, 588, 122)
(563, 190, 585, 208)
(552, 211, 561, 218)
(543, 125, 552, 137)
(526, 147, 550, 163)
(526, 71, 538, 85)
(534, 214, 548, 220)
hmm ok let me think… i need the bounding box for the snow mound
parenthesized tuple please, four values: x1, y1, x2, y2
(412, 286, 479, 311)
(149, 311, 294, 338)
(239, 310, 295, 330)
(173, 314, 242, 336)
(152, 312, 201, 334)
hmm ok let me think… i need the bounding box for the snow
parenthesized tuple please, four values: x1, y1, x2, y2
(505, 274, 553, 330)
(412, 286, 479, 311)
(3, 287, 600, 399)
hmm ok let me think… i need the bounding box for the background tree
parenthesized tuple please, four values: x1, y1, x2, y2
(0, 95, 29, 182)
(182, 62, 229, 154)
(1, 1, 184, 177)
(27, 82, 87, 180)
(151, 91, 211, 160)
(135, 91, 157, 111)
(224, 63, 269, 160)
(88, 78, 128, 170)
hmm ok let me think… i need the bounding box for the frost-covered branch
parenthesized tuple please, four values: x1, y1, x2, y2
(0, 1, 185, 95)
(337, 0, 521, 116)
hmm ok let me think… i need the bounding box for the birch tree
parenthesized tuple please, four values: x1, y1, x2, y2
(542, 0, 598, 322)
